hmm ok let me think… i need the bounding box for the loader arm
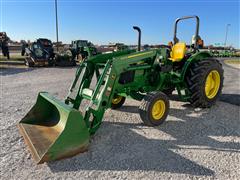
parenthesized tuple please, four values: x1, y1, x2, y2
(65, 49, 159, 134)
(18, 48, 165, 163)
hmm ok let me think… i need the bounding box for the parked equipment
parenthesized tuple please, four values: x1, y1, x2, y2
(19, 16, 224, 164)
(55, 50, 76, 66)
(108, 43, 129, 52)
(216, 50, 235, 57)
(24, 38, 55, 67)
(70, 40, 98, 62)
(24, 38, 76, 67)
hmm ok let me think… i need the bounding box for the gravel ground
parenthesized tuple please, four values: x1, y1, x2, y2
(0, 63, 240, 180)
(225, 63, 240, 69)
(219, 58, 240, 106)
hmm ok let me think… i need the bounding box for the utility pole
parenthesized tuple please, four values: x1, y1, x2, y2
(224, 24, 231, 47)
(55, 0, 59, 52)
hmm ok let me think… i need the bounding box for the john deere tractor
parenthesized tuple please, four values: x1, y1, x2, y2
(70, 40, 98, 62)
(18, 16, 223, 164)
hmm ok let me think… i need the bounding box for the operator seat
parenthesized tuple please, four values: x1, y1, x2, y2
(169, 42, 186, 62)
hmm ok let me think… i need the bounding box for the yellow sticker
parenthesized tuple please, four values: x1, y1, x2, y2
(127, 51, 152, 59)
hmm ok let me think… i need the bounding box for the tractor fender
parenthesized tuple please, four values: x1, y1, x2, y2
(180, 51, 212, 81)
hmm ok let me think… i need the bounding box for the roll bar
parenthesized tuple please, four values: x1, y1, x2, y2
(173, 15, 200, 48)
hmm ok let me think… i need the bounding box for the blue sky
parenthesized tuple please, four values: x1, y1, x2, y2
(0, 0, 239, 48)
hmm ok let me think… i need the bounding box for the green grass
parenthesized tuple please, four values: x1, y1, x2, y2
(0, 54, 25, 62)
(224, 59, 240, 64)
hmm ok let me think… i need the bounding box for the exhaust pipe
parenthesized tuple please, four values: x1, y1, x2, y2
(133, 26, 141, 51)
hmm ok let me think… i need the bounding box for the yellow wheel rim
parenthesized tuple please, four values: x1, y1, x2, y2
(151, 100, 166, 120)
(112, 95, 123, 105)
(205, 70, 221, 99)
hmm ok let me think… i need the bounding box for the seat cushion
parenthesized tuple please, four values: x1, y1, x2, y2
(169, 42, 186, 62)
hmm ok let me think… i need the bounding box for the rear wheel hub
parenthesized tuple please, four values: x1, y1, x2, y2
(205, 70, 220, 99)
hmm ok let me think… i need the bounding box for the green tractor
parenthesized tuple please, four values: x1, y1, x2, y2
(108, 43, 129, 52)
(18, 16, 223, 164)
(70, 40, 98, 62)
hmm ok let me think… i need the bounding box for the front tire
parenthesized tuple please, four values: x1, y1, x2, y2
(139, 92, 169, 126)
(25, 58, 34, 67)
(111, 95, 126, 109)
(185, 58, 224, 108)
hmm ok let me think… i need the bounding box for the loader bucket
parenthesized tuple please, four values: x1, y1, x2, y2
(18, 92, 90, 164)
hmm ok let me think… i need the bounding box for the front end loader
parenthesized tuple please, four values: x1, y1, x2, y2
(19, 15, 224, 164)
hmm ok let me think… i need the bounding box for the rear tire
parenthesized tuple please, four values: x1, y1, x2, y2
(139, 91, 169, 126)
(185, 58, 224, 108)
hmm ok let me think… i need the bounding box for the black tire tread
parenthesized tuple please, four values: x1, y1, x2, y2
(139, 91, 169, 126)
(185, 58, 224, 108)
(111, 96, 126, 109)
